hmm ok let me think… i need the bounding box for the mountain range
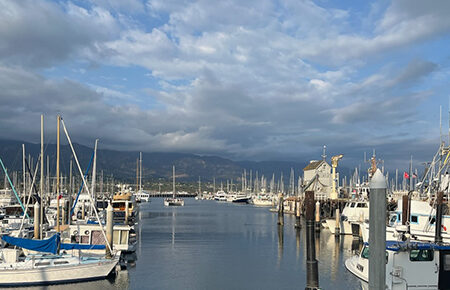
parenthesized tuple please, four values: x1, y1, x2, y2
(0, 139, 309, 183)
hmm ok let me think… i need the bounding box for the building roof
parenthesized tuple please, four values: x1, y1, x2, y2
(303, 160, 326, 171)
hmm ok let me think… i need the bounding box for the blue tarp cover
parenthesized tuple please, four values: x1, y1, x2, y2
(363, 240, 450, 252)
(60, 243, 105, 250)
(2, 234, 60, 254)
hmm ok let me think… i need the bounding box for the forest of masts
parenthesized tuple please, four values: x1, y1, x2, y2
(1, 152, 421, 196)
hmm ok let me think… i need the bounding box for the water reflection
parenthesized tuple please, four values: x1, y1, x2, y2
(296, 228, 301, 260)
(277, 224, 284, 267)
(172, 210, 176, 246)
(17, 198, 361, 290)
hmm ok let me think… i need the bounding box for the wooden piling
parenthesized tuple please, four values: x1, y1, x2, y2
(295, 199, 302, 228)
(305, 191, 319, 290)
(315, 201, 320, 232)
(402, 195, 409, 226)
(435, 191, 443, 244)
(125, 200, 129, 224)
(34, 202, 40, 239)
(106, 203, 113, 259)
(335, 208, 340, 236)
(278, 193, 284, 226)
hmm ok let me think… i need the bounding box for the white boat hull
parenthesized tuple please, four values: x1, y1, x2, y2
(0, 258, 117, 286)
(325, 219, 353, 235)
(164, 198, 184, 206)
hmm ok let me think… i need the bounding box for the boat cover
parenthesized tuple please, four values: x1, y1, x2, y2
(362, 240, 450, 251)
(60, 243, 105, 250)
(2, 234, 60, 254)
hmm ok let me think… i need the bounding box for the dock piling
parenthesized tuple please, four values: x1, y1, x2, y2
(34, 202, 40, 239)
(125, 200, 129, 224)
(368, 169, 386, 290)
(305, 191, 319, 290)
(315, 201, 320, 232)
(278, 193, 284, 226)
(335, 208, 340, 236)
(295, 199, 301, 228)
(435, 191, 444, 244)
(106, 202, 113, 259)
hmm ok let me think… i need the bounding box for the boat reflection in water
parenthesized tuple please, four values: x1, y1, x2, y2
(277, 224, 284, 268)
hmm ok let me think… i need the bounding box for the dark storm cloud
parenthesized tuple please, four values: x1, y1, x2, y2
(0, 0, 449, 169)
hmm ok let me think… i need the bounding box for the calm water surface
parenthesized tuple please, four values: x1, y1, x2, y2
(22, 198, 362, 290)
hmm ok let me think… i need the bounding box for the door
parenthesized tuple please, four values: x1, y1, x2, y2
(439, 250, 450, 289)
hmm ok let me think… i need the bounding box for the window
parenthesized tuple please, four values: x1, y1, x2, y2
(361, 246, 388, 263)
(357, 203, 367, 208)
(409, 249, 434, 262)
(410, 215, 419, 224)
(350, 203, 356, 208)
(428, 216, 436, 225)
(35, 262, 51, 266)
(361, 246, 369, 259)
(54, 261, 69, 265)
(443, 254, 450, 271)
(390, 215, 397, 224)
(397, 213, 401, 223)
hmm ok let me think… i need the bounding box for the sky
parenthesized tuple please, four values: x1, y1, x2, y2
(0, 0, 449, 170)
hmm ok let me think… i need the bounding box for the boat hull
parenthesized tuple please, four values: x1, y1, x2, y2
(0, 259, 117, 286)
(325, 219, 353, 235)
(164, 198, 184, 206)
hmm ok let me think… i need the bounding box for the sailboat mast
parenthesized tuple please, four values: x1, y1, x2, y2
(22, 144, 26, 198)
(136, 158, 139, 192)
(139, 152, 142, 192)
(40, 115, 44, 239)
(90, 139, 98, 216)
(173, 165, 176, 199)
(56, 115, 60, 233)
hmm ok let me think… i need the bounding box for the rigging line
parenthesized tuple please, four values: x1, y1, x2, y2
(18, 154, 41, 235)
(0, 157, 29, 218)
(61, 118, 114, 256)
(24, 156, 41, 204)
(70, 151, 95, 216)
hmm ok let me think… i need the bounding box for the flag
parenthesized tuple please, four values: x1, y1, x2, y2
(412, 173, 417, 179)
(57, 194, 62, 200)
(404, 172, 409, 179)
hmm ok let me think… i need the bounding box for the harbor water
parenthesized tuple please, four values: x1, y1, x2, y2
(20, 198, 362, 289)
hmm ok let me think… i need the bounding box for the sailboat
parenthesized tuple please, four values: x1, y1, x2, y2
(134, 152, 150, 203)
(164, 166, 184, 206)
(0, 234, 118, 286)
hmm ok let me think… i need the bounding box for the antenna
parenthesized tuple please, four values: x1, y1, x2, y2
(440, 105, 443, 145)
(322, 145, 327, 161)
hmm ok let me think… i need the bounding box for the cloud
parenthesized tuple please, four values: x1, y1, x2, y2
(0, 0, 448, 169)
(0, 0, 118, 68)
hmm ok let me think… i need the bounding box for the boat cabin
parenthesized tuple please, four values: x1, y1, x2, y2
(68, 223, 136, 252)
(341, 201, 369, 221)
(346, 241, 450, 289)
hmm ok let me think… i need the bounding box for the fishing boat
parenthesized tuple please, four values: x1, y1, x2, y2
(251, 194, 274, 206)
(231, 193, 250, 203)
(164, 166, 184, 206)
(0, 234, 118, 286)
(325, 200, 369, 235)
(360, 199, 450, 243)
(345, 240, 450, 289)
(214, 190, 227, 201)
